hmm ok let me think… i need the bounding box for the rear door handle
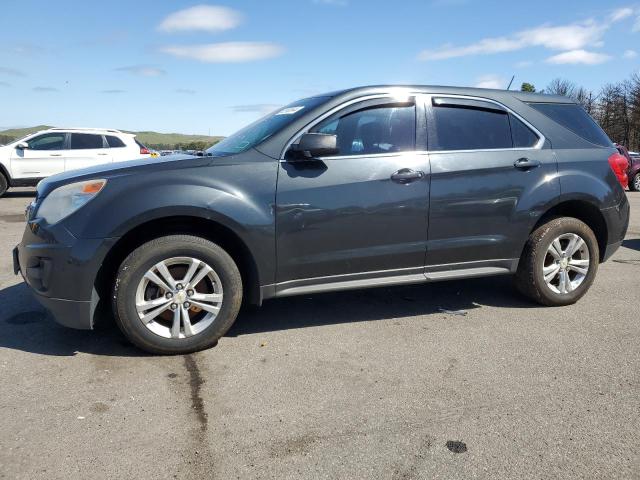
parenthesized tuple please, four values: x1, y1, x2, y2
(513, 157, 541, 169)
(391, 168, 424, 184)
(97, 153, 109, 156)
(49, 153, 62, 157)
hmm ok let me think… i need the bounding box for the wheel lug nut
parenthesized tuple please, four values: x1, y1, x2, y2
(166, 292, 173, 299)
(187, 289, 194, 296)
(170, 303, 178, 310)
(176, 284, 183, 290)
(184, 302, 191, 309)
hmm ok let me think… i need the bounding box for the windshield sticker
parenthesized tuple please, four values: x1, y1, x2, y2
(275, 106, 305, 115)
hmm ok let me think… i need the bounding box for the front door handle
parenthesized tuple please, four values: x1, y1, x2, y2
(391, 168, 424, 184)
(97, 153, 109, 156)
(513, 157, 541, 169)
(49, 153, 63, 157)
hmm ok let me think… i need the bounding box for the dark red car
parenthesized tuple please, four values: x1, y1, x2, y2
(616, 144, 640, 191)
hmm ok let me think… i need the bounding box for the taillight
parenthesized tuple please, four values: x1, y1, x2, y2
(140, 146, 151, 155)
(608, 153, 629, 189)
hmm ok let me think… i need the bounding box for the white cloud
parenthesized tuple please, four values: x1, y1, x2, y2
(610, 7, 634, 22)
(176, 88, 196, 95)
(418, 7, 630, 61)
(474, 75, 505, 89)
(515, 60, 533, 68)
(419, 20, 607, 60)
(161, 42, 284, 63)
(634, 16, 640, 32)
(546, 49, 611, 65)
(116, 65, 166, 76)
(623, 49, 638, 58)
(158, 5, 242, 33)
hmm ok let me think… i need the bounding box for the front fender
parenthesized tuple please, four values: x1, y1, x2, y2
(63, 161, 278, 287)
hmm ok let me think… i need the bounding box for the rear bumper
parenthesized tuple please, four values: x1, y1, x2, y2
(600, 196, 630, 262)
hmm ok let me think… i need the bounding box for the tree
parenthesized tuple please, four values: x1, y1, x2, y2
(520, 82, 536, 92)
(544, 78, 577, 97)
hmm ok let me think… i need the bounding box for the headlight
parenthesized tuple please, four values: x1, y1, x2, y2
(36, 179, 106, 224)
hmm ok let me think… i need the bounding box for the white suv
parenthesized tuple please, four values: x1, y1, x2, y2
(0, 128, 152, 197)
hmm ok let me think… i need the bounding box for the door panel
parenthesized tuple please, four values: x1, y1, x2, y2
(65, 133, 112, 172)
(426, 149, 559, 266)
(276, 153, 430, 284)
(65, 149, 112, 172)
(424, 95, 560, 268)
(10, 133, 66, 178)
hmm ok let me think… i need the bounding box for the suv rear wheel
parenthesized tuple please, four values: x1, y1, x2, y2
(630, 172, 640, 192)
(112, 235, 242, 354)
(0, 173, 8, 197)
(515, 217, 599, 306)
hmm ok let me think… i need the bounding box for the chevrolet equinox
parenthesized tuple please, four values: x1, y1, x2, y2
(13, 86, 631, 354)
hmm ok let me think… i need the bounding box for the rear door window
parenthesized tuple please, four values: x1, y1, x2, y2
(71, 133, 105, 150)
(528, 103, 611, 147)
(430, 102, 512, 151)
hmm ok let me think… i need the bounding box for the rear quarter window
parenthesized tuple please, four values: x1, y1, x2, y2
(106, 135, 126, 148)
(528, 103, 612, 147)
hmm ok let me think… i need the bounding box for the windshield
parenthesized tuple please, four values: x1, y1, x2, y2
(207, 96, 330, 155)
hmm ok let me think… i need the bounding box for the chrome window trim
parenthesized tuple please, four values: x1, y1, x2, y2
(280, 92, 546, 161)
(425, 94, 546, 152)
(310, 151, 429, 161)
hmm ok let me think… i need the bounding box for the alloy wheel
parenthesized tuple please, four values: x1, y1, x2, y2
(135, 257, 223, 339)
(542, 233, 590, 295)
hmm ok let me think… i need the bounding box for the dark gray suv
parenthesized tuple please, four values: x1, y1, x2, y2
(14, 86, 630, 354)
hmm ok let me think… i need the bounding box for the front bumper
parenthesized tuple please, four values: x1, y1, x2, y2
(14, 219, 117, 330)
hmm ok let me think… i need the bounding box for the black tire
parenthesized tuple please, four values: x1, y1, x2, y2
(0, 174, 8, 197)
(112, 235, 242, 355)
(515, 217, 599, 306)
(630, 172, 640, 192)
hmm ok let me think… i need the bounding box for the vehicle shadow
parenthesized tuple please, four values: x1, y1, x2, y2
(3, 190, 36, 198)
(0, 283, 146, 357)
(227, 275, 538, 337)
(0, 276, 540, 356)
(622, 238, 640, 252)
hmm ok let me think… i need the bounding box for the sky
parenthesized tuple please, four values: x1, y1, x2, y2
(0, 0, 639, 136)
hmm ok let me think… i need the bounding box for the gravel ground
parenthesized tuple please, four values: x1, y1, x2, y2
(0, 188, 639, 480)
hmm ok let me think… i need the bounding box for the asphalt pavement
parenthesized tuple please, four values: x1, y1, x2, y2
(1, 188, 639, 479)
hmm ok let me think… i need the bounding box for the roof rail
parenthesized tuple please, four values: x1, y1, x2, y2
(48, 127, 123, 134)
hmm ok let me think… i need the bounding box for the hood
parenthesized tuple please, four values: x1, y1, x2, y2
(37, 153, 199, 197)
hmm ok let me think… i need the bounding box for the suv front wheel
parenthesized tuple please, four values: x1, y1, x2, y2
(112, 235, 243, 354)
(516, 217, 599, 306)
(0, 173, 8, 197)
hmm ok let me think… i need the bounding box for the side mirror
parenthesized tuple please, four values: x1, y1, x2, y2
(288, 133, 338, 161)
(16, 142, 28, 150)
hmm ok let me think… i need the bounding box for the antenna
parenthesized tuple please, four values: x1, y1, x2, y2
(507, 75, 515, 90)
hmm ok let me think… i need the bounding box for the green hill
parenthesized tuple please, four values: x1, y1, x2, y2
(0, 126, 223, 151)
